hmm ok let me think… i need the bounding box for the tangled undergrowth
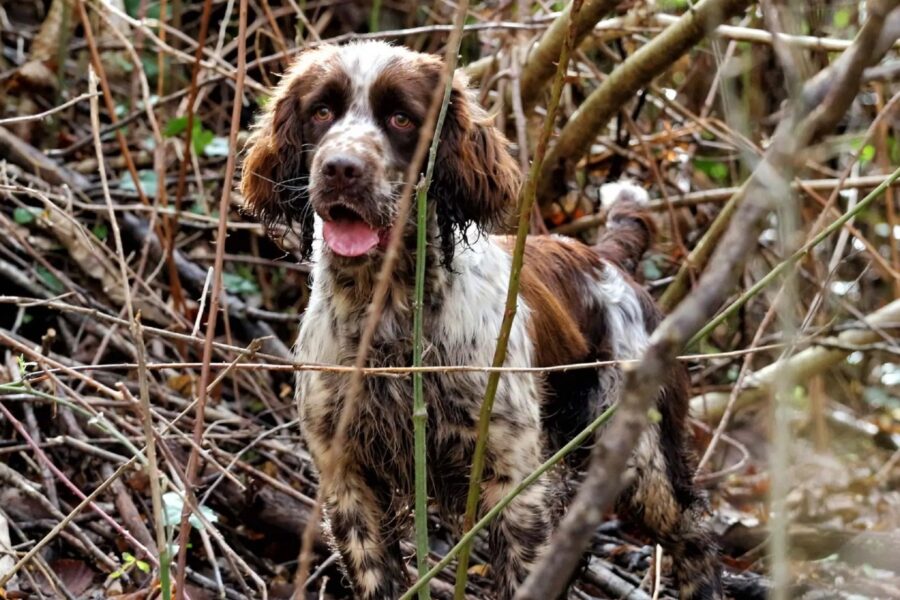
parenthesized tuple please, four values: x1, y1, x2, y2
(1, 0, 899, 598)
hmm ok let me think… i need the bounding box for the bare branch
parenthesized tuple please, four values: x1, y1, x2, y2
(536, 0, 751, 206)
(517, 3, 899, 597)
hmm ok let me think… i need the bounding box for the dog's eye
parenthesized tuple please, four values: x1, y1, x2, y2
(389, 112, 413, 130)
(313, 106, 333, 122)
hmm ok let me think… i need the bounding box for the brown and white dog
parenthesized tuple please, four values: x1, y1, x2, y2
(241, 41, 722, 600)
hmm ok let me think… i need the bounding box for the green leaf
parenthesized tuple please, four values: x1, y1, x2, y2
(136, 559, 151, 573)
(192, 123, 215, 155)
(860, 144, 876, 163)
(92, 223, 109, 241)
(833, 8, 851, 29)
(119, 170, 158, 198)
(36, 266, 64, 294)
(647, 407, 663, 423)
(222, 271, 260, 296)
(163, 118, 215, 155)
(16, 355, 27, 378)
(140, 55, 159, 80)
(694, 158, 729, 183)
(161, 491, 218, 531)
(642, 257, 663, 281)
(163, 116, 188, 137)
(13, 207, 38, 224)
(122, 552, 135, 564)
(203, 136, 230, 157)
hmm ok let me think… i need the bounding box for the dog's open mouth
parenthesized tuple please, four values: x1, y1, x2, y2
(322, 205, 388, 258)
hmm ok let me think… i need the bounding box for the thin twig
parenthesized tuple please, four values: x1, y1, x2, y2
(410, 5, 470, 594)
(88, 65, 169, 594)
(0, 92, 100, 126)
(172, 0, 249, 593)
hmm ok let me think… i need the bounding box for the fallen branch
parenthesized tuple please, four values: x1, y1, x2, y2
(690, 298, 900, 421)
(518, 0, 618, 109)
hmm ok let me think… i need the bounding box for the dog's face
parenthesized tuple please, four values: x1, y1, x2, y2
(241, 41, 520, 266)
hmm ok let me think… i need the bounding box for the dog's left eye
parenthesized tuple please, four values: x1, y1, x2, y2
(389, 112, 413, 130)
(313, 106, 334, 122)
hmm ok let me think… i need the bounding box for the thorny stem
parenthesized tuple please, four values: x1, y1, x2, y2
(169, 0, 215, 316)
(453, 1, 584, 597)
(401, 402, 618, 600)
(688, 165, 900, 348)
(410, 20, 466, 599)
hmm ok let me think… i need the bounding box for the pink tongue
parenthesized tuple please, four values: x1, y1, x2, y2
(323, 220, 380, 257)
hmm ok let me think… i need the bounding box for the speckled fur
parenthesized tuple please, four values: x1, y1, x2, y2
(241, 41, 722, 600)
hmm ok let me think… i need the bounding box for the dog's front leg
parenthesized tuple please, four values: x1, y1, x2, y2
(481, 424, 551, 600)
(322, 466, 406, 599)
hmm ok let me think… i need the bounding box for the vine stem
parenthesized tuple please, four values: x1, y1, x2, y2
(452, 1, 584, 597)
(410, 10, 470, 596)
(688, 164, 900, 348)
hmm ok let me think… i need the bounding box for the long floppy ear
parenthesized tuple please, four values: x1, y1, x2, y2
(240, 55, 317, 259)
(432, 73, 521, 262)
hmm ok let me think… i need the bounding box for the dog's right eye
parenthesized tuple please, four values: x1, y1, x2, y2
(313, 106, 333, 122)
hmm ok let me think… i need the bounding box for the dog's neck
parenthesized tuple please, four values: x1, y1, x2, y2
(314, 212, 455, 327)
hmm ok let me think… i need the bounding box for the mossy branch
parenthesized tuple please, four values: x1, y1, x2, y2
(519, 0, 619, 109)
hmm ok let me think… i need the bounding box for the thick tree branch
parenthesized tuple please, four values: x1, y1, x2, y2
(536, 0, 751, 206)
(517, 3, 898, 597)
(518, 0, 619, 109)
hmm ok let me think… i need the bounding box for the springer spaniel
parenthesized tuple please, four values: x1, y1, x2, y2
(241, 41, 722, 600)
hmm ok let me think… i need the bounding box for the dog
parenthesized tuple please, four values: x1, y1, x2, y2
(240, 41, 722, 600)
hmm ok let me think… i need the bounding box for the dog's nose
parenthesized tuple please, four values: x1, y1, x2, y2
(322, 155, 364, 187)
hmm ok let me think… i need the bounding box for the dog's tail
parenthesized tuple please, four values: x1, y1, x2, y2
(593, 181, 655, 275)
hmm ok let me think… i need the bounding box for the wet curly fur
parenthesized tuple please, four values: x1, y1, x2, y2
(241, 41, 723, 600)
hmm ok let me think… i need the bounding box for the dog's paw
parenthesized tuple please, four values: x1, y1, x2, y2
(599, 181, 649, 211)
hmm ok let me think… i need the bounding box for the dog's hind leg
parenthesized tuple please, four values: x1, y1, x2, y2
(615, 386, 724, 600)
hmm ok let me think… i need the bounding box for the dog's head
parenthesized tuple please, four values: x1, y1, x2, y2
(240, 41, 520, 267)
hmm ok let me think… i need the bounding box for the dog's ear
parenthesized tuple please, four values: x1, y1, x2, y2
(432, 73, 520, 254)
(240, 53, 318, 258)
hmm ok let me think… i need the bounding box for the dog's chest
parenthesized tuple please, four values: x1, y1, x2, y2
(294, 258, 542, 488)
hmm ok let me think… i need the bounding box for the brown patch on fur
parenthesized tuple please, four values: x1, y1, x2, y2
(239, 47, 346, 256)
(518, 266, 588, 368)
(498, 236, 613, 367)
(433, 74, 521, 232)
